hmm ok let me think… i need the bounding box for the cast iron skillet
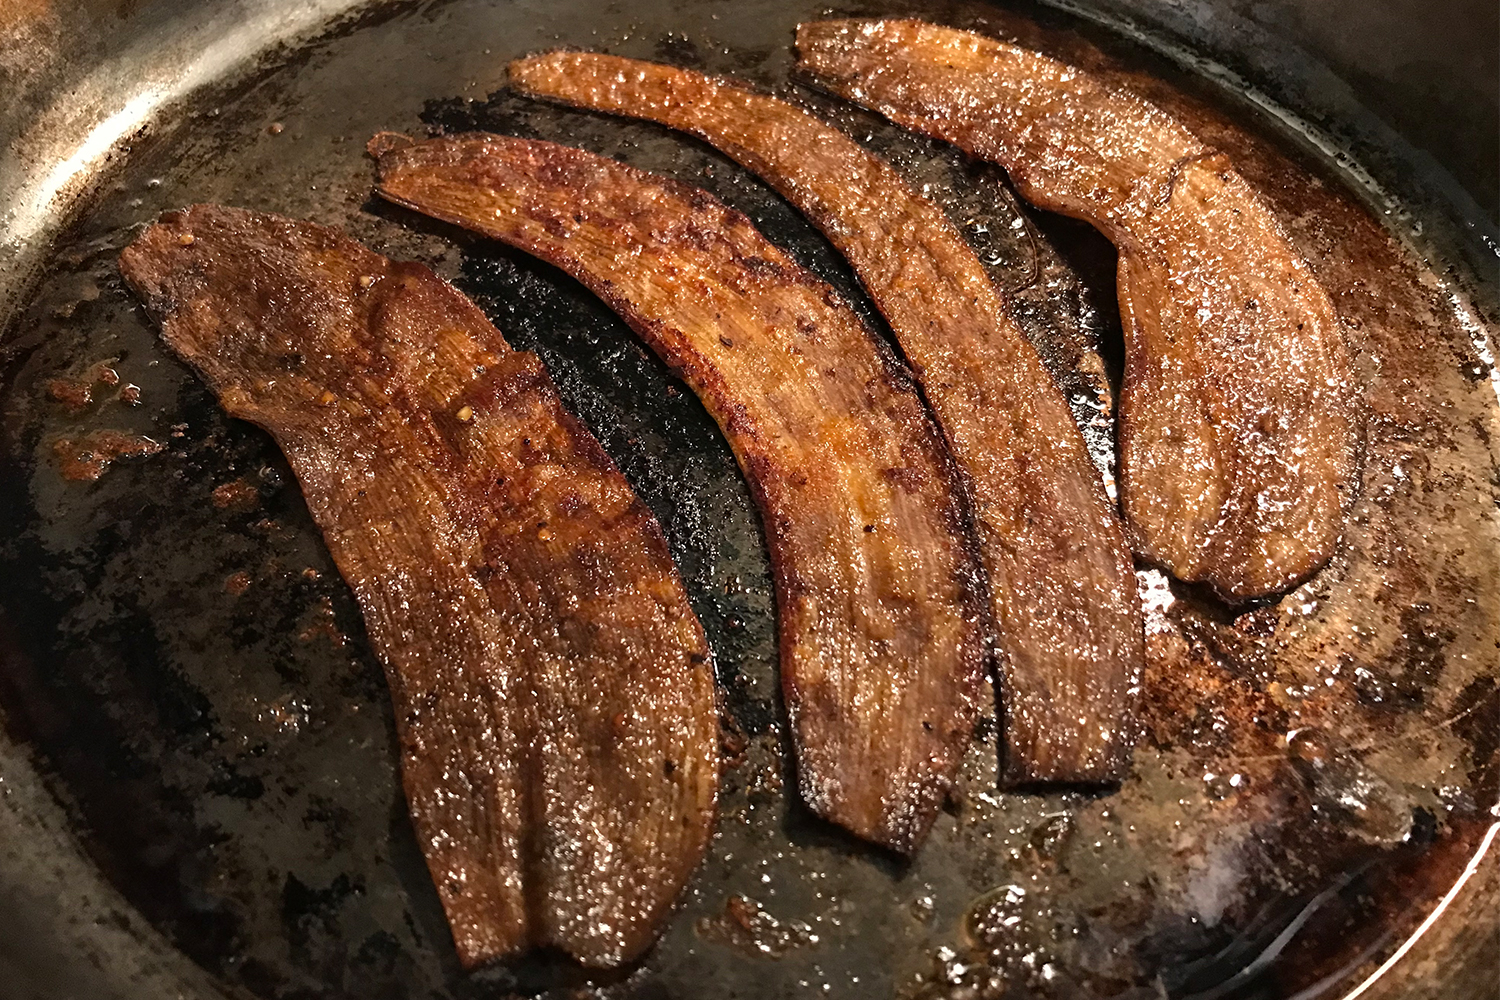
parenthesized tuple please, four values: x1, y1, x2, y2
(1, 1, 1496, 998)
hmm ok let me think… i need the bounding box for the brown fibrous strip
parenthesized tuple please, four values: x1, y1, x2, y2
(508, 51, 1145, 785)
(796, 18, 1361, 602)
(372, 131, 988, 852)
(119, 204, 719, 968)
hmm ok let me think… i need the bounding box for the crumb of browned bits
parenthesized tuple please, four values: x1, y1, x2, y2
(719, 713, 750, 768)
(46, 362, 121, 412)
(298, 596, 346, 647)
(696, 894, 817, 958)
(47, 378, 94, 411)
(211, 478, 260, 510)
(52, 430, 163, 481)
(224, 571, 251, 596)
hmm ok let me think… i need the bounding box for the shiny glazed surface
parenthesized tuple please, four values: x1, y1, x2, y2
(796, 18, 1362, 601)
(117, 205, 720, 968)
(374, 132, 988, 853)
(508, 50, 1144, 787)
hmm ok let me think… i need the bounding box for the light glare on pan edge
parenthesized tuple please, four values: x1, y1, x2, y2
(1334, 819, 1499, 1000)
(4, 0, 367, 253)
(13, 89, 166, 240)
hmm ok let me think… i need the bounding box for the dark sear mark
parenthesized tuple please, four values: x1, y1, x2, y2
(117, 205, 719, 969)
(371, 132, 988, 854)
(795, 18, 1362, 602)
(508, 50, 1145, 786)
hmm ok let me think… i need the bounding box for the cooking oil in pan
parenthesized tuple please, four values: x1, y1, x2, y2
(0, 0, 1495, 998)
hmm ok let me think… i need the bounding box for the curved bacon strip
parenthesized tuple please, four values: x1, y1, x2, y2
(508, 52, 1143, 785)
(797, 18, 1360, 601)
(372, 133, 987, 852)
(119, 205, 718, 968)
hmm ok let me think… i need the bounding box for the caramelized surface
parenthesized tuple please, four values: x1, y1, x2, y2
(372, 133, 987, 851)
(118, 205, 718, 968)
(797, 18, 1361, 601)
(509, 52, 1143, 784)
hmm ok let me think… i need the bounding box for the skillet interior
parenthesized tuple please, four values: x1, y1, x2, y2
(0, 0, 1496, 998)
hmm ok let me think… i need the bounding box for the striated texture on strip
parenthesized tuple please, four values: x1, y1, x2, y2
(797, 18, 1360, 601)
(508, 51, 1143, 785)
(118, 205, 718, 969)
(372, 132, 987, 852)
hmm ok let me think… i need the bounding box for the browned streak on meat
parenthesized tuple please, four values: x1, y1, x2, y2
(372, 133, 987, 851)
(508, 52, 1144, 785)
(118, 205, 718, 968)
(796, 18, 1361, 602)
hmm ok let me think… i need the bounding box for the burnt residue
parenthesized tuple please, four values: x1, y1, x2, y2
(46, 360, 121, 412)
(695, 895, 819, 959)
(51, 427, 164, 480)
(0, 0, 1495, 998)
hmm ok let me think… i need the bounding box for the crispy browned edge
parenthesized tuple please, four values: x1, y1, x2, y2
(795, 17, 1361, 603)
(117, 204, 720, 968)
(370, 131, 990, 851)
(506, 51, 1145, 785)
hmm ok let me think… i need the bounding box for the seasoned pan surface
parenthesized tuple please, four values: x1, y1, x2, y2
(1, 1, 1496, 998)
